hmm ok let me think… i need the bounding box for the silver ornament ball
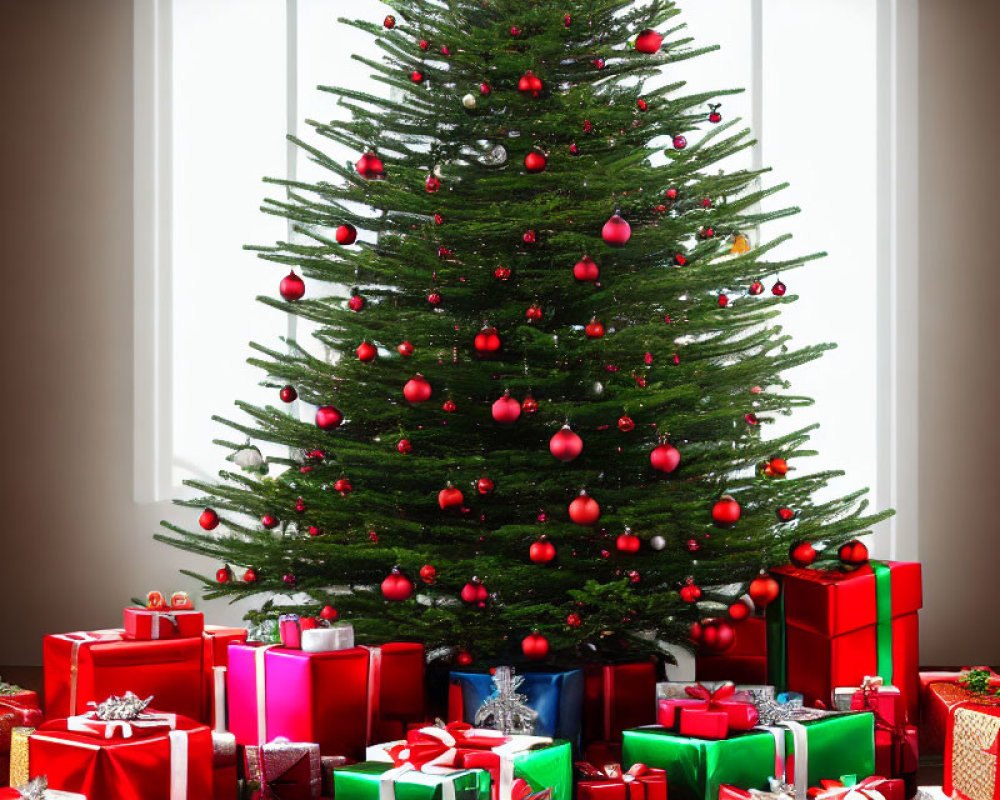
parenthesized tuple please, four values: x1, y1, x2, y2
(650, 535, 666, 551)
(462, 93, 477, 109)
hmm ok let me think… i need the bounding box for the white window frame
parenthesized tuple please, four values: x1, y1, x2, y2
(132, 0, 920, 560)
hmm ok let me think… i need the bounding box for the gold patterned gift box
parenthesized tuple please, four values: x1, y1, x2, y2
(945, 698, 1000, 800)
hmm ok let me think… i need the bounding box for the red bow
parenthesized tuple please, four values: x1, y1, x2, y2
(391, 723, 511, 771)
(684, 683, 737, 709)
(512, 778, 553, 800)
(808, 776, 885, 800)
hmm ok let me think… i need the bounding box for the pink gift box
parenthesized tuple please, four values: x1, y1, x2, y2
(123, 607, 205, 640)
(227, 643, 370, 759)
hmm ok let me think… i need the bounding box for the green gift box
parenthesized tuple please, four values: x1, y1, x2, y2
(334, 761, 493, 800)
(621, 713, 875, 800)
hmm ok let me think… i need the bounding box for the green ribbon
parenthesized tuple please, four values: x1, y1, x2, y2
(765, 578, 787, 692)
(871, 560, 894, 685)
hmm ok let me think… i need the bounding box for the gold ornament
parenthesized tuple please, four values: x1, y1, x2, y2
(731, 234, 751, 255)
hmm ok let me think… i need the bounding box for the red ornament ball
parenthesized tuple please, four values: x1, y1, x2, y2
(261, 514, 279, 529)
(617, 415, 635, 432)
(438, 484, 464, 510)
(790, 540, 817, 568)
(568, 491, 601, 526)
(529, 538, 556, 564)
(650, 443, 681, 473)
(410, 71, 424, 83)
(419, 40, 429, 50)
(397, 439, 412, 454)
(355, 151, 385, 179)
(403, 374, 432, 404)
(635, 28, 664, 53)
(334, 478, 353, 494)
(584, 318, 605, 339)
(616, 530, 640, 553)
(573, 255, 599, 282)
(709, 105, 723, 123)
(770, 457, 789, 476)
(777, 507, 796, 522)
(381, 569, 413, 601)
(491, 391, 521, 424)
(428, 291, 442, 305)
(425, 174, 441, 193)
(521, 631, 550, 660)
(679, 580, 702, 603)
(718, 294, 729, 308)
(566, 613, 581, 627)
(518, 71, 543, 97)
(772, 280, 787, 296)
(335, 223, 357, 245)
(672, 135, 688, 150)
(549, 425, 583, 462)
(521, 395, 539, 414)
(474, 327, 501, 353)
(279, 385, 297, 403)
(524, 151, 547, 173)
(320, 605, 338, 621)
(356, 341, 377, 362)
(728, 599, 752, 621)
(685, 538, 702, 553)
(420, 564, 437, 584)
(456, 650, 474, 666)
(315, 405, 344, 430)
(525, 303, 543, 321)
(523, 230, 536, 243)
(699, 619, 736, 653)
(279, 271, 305, 301)
(476, 476, 495, 495)
(461, 579, 488, 605)
(398, 340, 414, 356)
(348, 294, 365, 311)
(712, 495, 741, 527)
(494, 266, 511, 281)
(666, 188, 679, 200)
(243, 568, 257, 583)
(383, 15, 396, 28)
(749, 281, 764, 296)
(748, 574, 781, 608)
(674, 253, 687, 266)
(480, 82, 492, 96)
(442, 399, 456, 413)
(839, 539, 869, 567)
(637, 98, 648, 112)
(216, 567, 230, 584)
(602, 213, 632, 247)
(199, 508, 219, 531)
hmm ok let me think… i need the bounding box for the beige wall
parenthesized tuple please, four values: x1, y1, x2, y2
(0, 0, 998, 665)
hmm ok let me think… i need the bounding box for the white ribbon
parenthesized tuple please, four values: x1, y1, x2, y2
(52, 632, 108, 714)
(66, 711, 178, 740)
(366, 645, 383, 744)
(169, 729, 189, 800)
(254, 646, 278, 744)
(213, 666, 227, 733)
(378, 764, 458, 800)
(753, 722, 808, 800)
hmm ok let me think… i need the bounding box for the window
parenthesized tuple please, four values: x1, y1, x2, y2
(135, 0, 911, 556)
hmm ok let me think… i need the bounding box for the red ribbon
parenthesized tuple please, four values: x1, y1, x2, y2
(684, 683, 738, 709)
(391, 723, 511, 770)
(575, 762, 653, 800)
(808, 776, 885, 800)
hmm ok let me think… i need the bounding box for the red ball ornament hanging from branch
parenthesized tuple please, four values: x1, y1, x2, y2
(617, 415, 635, 432)
(699, 619, 736, 653)
(525, 303, 543, 321)
(522, 631, 550, 660)
(616, 528, 640, 554)
(398, 341, 414, 357)
(474, 327, 501, 354)
(602, 212, 632, 247)
(776, 507, 796, 522)
(772, 280, 787, 296)
(749, 281, 764, 296)
(566, 613, 581, 627)
(419, 564, 437, 584)
(518, 71, 543, 97)
(728, 599, 752, 621)
(790, 540, 816, 567)
(476, 476, 495, 495)
(708, 103, 722, 123)
(321, 605, 338, 621)
(425, 174, 441, 193)
(383, 15, 396, 28)
(428, 291, 442, 306)
(403, 374, 432, 404)
(216, 566, 231, 584)
(573, 255, 599, 282)
(438, 483, 464, 510)
(584, 318, 605, 339)
(335, 223, 357, 245)
(679, 578, 702, 603)
(334, 478, 353, 495)
(712, 495, 741, 527)
(356, 341, 377, 362)
(650, 442, 681, 473)
(550, 425, 583, 462)
(529, 537, 556, 564)
(461, 578, 488, 605)
(524, 150, 547, 173)
(839, 539, 869, 568)
(199, 508, 219, 531)
(243, 568, 257, 583)
(355, 150, 385, 180)
(261, 514, 279, 529)
(397, 439, 413, 454)
(634, 29, 664, 53)
(442, 399, 456, 413)
(348, 294, 365, 311)
(315, 405, 344, 430)
(279, 385, 297, 403)
(521, 394, 538, 414)
(279, 271, 305, 301)
(672, 135, 688, 150)
(381, 568, 413, 601)
(569, 490, 601, 526)
(492, 391, 521, 424)
(748, 574, 780, 608)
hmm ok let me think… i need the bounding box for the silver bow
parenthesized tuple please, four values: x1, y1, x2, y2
(93, 692, 153, 721)
(16, 776, 48, 800)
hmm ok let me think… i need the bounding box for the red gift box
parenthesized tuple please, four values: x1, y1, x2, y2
(696, 617, 768, 685)
(213, 731, 238, 800)
(657, 684, 759, 739)
(363, 642, 426, 744)
(0, 700, 43, 754)
(835, 678, 905, 730)
(576, 762, 667, 800)
(123, 607, 205, 640)
(583, 661, 658, 745)
(44, 629, 204, 720)
(944, 692, 1000, 800)
(202, 625, 249, 731)
(920, 669, 1000, 755)
(27, 708, 213, 800)
(227, 643, 370, 759)
(767, 562, 922, 722)
(810, 776, 906, 800)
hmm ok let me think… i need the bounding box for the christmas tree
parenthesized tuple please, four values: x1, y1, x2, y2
(158, 0, 891, 662)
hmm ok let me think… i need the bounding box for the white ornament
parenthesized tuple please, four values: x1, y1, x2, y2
(233, 447, 265, 470)
(462, 93, 477, 109)
(650, 535, 666, 551)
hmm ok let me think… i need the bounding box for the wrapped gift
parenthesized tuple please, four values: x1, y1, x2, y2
(202, 625, 249, 731)
(302, 625, 354, 654)
(212, 731, 238, 800)
(575, 761, 667, 800)
(245, 738, 322, 799)
(874, 725, 918, 797)
(720, 775, 902, 800)
(368, 723, 572, 800)
(582, 662, 658, 745)
(0, 702, 43, 755)
(920, 669, 1000, 755)
(657, 684, 759, 739)
(333, 760, 491, 800)
(25, 694, 212, 800)
(0, 776, 85, 799)
(696, 618, 768, 685)
(943, 692, 1000, 800)
(44, 630, 204, 720)
(621, 712, 875, 800)
(278, 615, 320, 650)
(364, 643, 426, 744)
(449, 667, 584, 745)
(124, 607, 205, 640)
(227, 643, 369, 758)
(832, 678, 904, 729)
(0, 683, 38, 713)
(321, 754, 352, 798)
(765, 562, 922, 722)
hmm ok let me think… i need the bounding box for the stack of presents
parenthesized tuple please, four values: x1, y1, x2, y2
(2, 559, 999, 800)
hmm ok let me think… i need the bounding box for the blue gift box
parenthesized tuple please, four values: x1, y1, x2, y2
(449, 668, 584, 747)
